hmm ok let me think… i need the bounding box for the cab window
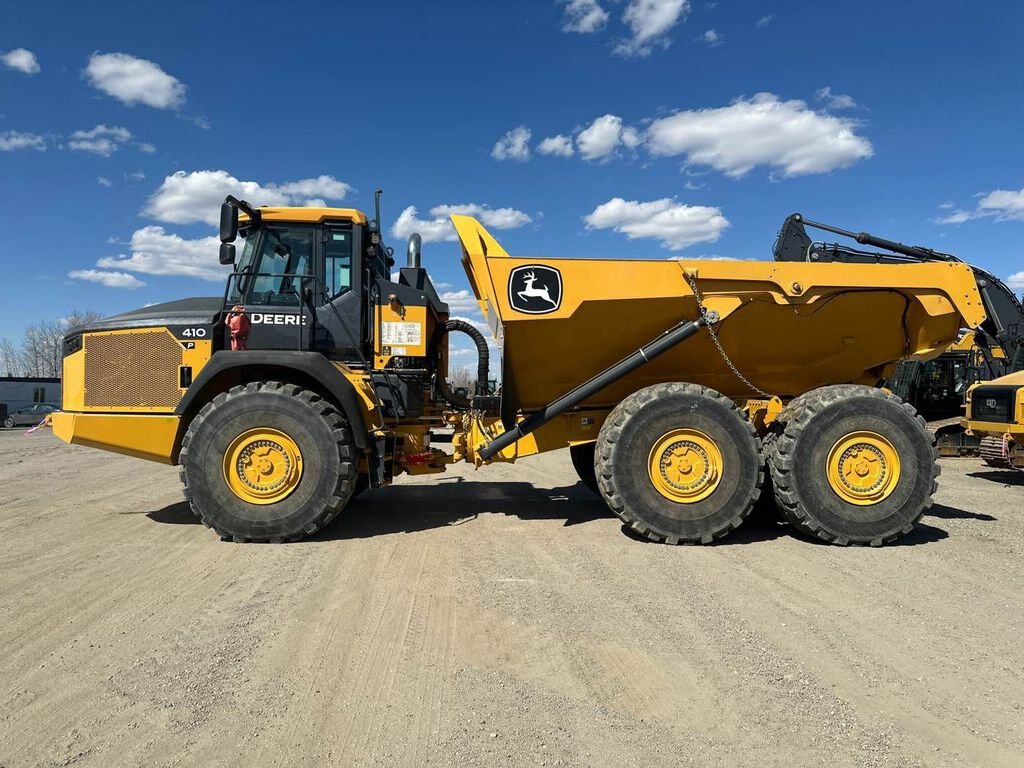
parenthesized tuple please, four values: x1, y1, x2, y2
(248, 225, 314, 306)
(325, 229, 353, 297)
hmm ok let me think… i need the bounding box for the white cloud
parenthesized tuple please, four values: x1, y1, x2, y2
(701, 29, 723, 46)
(584, 197, 729, 250)
(274, 176, 350, 200)
(645, 92, 873, 177)
(0, 130, 45, 151)
(137, 142, 156, 154)
(977, 189, 1024, 221)
(392, 207, 455, 243)
(144, 170, 351, 225)
(614, 0, 689, 57)
(621, 126, 642, 148)
(68, 269, 145, 289)
(537, 134, 575, 157)
(937, 188, 1024, 224)
(440, 291, 480, 313)
(756, 15, 773, 28)
(934, 208, 973, 225)
(2, 48, 40, 74)
(84, 52, 186, 109)
(561, 0, 609, 33)
(67, 124, 132, 156)
(96, 226, 224, 282)
(97, 176, 112, 187)
(577, 114, 640, 160)
(816, 86, 857, 110)
(491, 126, 531, 161)
(1006, 272, 1024, 290)
(392, 203, 533, 243)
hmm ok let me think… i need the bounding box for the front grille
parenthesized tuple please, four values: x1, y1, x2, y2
(84, 329, 184, 409)
(969, 386, 1016, 423)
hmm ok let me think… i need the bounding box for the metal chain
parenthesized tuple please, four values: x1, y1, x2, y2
(685, 271, 773, 399)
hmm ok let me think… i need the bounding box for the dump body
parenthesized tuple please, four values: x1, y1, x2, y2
(451, 216, 986, 414)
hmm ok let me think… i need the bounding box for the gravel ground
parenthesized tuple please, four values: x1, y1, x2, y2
(0, 429, 1022, 767)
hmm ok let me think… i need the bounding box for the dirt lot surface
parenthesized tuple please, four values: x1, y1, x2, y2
(1, 430, 1023, 768)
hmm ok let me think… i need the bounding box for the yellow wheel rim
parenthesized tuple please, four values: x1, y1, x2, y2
(648, 428, 723, 503)
(826, 431, 900, 506)
(222, 428, 303, 505)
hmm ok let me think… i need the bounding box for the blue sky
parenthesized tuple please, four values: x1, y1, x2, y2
(1, 0, 1022, 351)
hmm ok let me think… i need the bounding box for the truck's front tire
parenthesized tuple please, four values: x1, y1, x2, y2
(179, 382, 357, 542)
(596, 383, 763, 544)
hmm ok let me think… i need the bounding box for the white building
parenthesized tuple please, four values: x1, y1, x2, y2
(0, 377, 60, 415)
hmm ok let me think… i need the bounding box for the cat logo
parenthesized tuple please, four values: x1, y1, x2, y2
(508, 265, 562, 315)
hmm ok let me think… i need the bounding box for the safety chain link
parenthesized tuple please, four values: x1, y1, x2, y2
(684, 270, 773, 399)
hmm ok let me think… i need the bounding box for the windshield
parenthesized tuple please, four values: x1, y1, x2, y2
(228, 225, 314, 305)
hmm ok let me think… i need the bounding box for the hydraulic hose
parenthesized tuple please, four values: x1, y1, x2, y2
(431, 319, 490, 409)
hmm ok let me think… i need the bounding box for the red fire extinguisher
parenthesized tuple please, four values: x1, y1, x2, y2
(225, 305, 251, 351)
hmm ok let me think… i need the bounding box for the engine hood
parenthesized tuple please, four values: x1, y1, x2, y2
(66, 297, 224, 337)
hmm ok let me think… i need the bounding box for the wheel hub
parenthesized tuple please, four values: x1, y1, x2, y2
(826, 431, 900, 505)
(648, 429, 722, 503)
(223, 428, 303, 505)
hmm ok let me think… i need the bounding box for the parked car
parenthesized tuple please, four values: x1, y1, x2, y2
(4, 403, 59, 428)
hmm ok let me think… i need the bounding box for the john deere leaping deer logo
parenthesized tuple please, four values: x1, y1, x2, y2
(508, 265, 562, 314)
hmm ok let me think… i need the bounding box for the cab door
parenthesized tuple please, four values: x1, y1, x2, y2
(312, 224, 367, 359)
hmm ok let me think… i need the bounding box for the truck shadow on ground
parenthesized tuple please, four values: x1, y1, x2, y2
(143, 478, 963, 547)
(967, 470, 1024, 487)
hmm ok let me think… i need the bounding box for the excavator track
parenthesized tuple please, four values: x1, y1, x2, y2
(979, 435, 1014, 469)
(927, 417, 978, 458)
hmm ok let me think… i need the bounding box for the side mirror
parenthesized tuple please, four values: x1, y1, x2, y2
(219, 242, 236, 265)
(220, 201, 238, 243)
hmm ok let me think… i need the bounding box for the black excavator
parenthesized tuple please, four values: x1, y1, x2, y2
(774, 213, 1024, 455)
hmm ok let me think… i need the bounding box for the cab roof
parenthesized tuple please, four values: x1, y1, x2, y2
(240, 206, 368, 225)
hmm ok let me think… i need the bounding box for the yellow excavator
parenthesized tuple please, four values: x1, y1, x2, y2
(53, 198, 995, 545)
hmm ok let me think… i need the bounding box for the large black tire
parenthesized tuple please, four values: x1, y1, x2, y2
(179, 382, 357, 542)
(569, 442, 598, 495)
(595, 383, 763, 544)
(767, 385, 938, 546)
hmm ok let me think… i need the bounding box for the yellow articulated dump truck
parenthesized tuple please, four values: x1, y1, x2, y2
(965, 370, 1024, 469)
(54, 197, 991, 545)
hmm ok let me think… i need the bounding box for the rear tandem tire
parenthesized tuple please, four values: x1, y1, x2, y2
(569, 442, 599, 495)
(767, 385, 938, 546)
(595, 382, 764, 544)
(179, 381, 358, 542)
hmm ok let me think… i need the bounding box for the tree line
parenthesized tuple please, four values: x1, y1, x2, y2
(0, 311, 103, 379)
